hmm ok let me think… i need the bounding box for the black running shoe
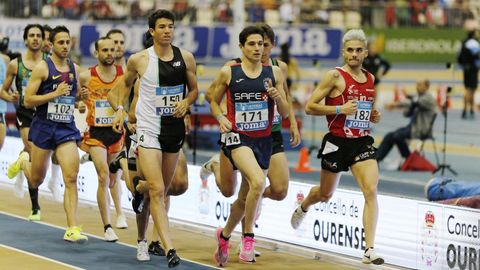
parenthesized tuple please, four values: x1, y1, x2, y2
(166, 249, 181, 268)
(109, 150, 126, 174)
(148, 241, 165, 256)
(131, 176, 144, 214)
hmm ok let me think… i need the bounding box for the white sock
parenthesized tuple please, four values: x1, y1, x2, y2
(50, 163, 61, 183)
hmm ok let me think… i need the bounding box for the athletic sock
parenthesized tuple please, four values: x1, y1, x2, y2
(104, 224, 112, 232)
(28, 188, 40, 211)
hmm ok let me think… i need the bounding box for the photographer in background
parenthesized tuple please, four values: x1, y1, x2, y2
(0, 36, 20, 61)
(376, 79, 436, 170)
(457, 30, 480, 119)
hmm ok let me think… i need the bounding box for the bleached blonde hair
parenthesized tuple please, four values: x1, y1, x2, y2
(342, 29, 367, 46)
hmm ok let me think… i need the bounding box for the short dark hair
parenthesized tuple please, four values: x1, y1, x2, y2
(106, 29, 124, 39)
(257, 23, 275, 45)
(143, 31, 153, 49)
(43, 24, 52, 34)
(94, 36, 111, 51)
(148, 9, 175, 29)
(239, 26, 264, 46)
(23, 24, 44, 41)
(49, 25, 70, 43)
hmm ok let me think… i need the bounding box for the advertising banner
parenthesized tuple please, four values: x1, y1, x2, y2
(0, 18, 342, 60)
(365, 28, 464, 63)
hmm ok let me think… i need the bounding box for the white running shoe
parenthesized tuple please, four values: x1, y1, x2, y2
(200, 153, 220, 180)
(362, 248, 385, 265)
(290, 205, 307, 229)
(48, 178, 63, 202)
(137, 240, 151, 261)
(237, 238, 261, 257)
(104, 227, 119, 242)
(13, 173, 25, 198)
(116, 214, 128, 229)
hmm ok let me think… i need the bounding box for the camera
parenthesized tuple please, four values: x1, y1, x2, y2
(0, 37, 9, 52)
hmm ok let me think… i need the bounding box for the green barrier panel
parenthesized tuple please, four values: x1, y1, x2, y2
(364, 28, 466, 63)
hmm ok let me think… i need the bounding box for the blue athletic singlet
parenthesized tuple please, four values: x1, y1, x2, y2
(35, 58, 77, 123)
(225, 64, 275, 138)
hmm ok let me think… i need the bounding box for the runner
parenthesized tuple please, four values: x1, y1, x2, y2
(290, 29, 384, 265)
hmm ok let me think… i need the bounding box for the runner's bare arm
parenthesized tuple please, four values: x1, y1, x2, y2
(270, 66, 288, 118)
(0, 59, 19, 103)
(76, 63, 88, 101)
(210, 66, 232, 133)
(305, 69, 357, 116)
(173, 49, 198, 118)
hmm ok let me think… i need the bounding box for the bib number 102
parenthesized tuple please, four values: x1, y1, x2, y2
(53, 104, 72, 114)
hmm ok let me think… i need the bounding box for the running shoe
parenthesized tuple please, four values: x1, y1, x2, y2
(200, 154, 219, 180)
(137, 240, 151, 261)
(104, 227, 119, 242)
(63, 226, 88, 244)
(149, 241, 166, 256)
(7, 151, 29, 179)
(362, 248, 385, 265)
(237, 237, 261, 257)
(213, 227, 230, 267)
(166, 248, 181, 268)
(116, 214, 128, 229)
(28, 209, 41, 221)
(239, 236, 255, 263)
(290, 205, 307, 229)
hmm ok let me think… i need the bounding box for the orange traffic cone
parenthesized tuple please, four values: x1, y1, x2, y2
(294, 147, 314, 173)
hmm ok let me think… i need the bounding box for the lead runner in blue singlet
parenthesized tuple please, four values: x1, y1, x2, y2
(12, 26, 89, 243)
(209, 26, 289, 266)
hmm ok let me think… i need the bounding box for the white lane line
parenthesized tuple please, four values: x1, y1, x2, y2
(0, 243, 85, 270)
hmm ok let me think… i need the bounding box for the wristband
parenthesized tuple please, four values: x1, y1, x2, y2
(215, 114, 224, 121)
(116, 105, 124, 112)
(335, 105, 341, 114)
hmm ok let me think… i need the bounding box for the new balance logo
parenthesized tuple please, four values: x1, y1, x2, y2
(172, 61, 181, 67)
(235, 78, 244, 83)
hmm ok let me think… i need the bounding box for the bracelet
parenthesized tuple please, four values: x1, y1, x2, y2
(215, 114, 224, 121)
(335, 105, 341, 114)
(116, 105, 124, 112)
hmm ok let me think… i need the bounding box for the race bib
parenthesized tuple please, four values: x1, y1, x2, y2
(272, 102, 281, 125)
(344, 101, 372, 129)
(221, 132, 241, 146)
(155, 85, 184, 116)
(47, 96, 75, 123)
(235, 101, 269, 131)
(94, 99, 115, 126)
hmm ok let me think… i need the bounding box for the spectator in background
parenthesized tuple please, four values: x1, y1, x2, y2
(279, 0, 298, 25)
(377, 79, 436, 170)
(457, 30, 479, 119)
(217, 0, 233, 23)
(363, 41, 391, 91)
(55, 0, 78, 19)
(279, 42, 300, 90)
(248, 0, 265, 23)
(131, 0, 144, 20)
